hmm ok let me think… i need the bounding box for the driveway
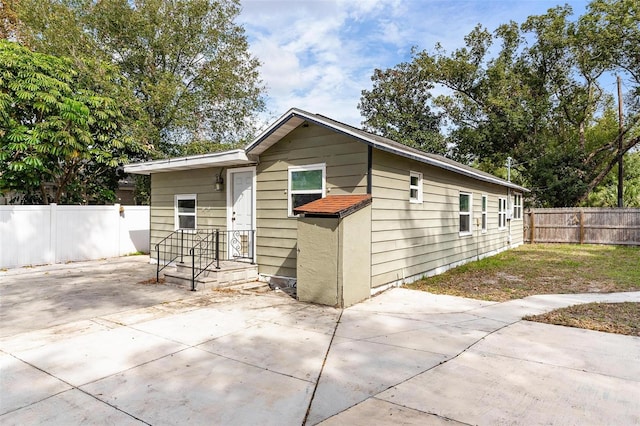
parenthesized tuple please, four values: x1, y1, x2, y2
(1, 257, 639, 425)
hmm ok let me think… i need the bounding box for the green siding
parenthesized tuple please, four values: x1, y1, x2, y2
(149, 168, 226, 258)
(255, 123, 368, 278)
(371, 149, 524, 288)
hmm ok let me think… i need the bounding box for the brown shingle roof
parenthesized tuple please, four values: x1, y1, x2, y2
(293, 194, 372, 218)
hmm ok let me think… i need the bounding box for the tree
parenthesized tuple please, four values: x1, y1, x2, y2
(17, 0, 266, 156)
(0, 41, 149, 204)
(358, 0, 640, 207)
(0, 0, 20, 41)
(585, 152, 640, 207)
(359, 64, 445, 154)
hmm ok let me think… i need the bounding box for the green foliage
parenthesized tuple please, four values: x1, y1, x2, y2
(17, 0, 265, 155)
(0, 41, 149, 204)
(358, 0, 640, 207)
(584, 152, 640, 207)
(359, 64, 446, 154)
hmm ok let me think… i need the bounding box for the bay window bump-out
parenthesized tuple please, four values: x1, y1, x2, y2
(459, 192, 472, 236)
(409, 171, 423, 203)
(175, 194, 196, 230)
(288, 163, 326, 216)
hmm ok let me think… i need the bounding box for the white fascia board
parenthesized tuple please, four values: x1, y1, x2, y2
(247, 108, 528, 192)
(124, 149, 254, 175)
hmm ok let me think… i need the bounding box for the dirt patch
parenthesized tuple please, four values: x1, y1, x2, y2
(525, 302, 640, 337)
(138, 277, 166, 285)
(406, 244, 640, 302)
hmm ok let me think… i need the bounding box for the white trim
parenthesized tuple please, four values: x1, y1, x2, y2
(409, 171, 423, 204)
(124, 149, 254, 175)
(513, 193, 522, 220)
(481, 194, 488, 233)
(246, 108, 528, 193)
(498, 197, 507, 230)
(175, 194, 197, 230)
(226, 166, 258, 229)
(287, 163, 326, 217)
(226, 167, 257, 259)
(459, 192, 472, 236)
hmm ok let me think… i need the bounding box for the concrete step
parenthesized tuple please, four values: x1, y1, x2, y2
(163, 262, 258, 291)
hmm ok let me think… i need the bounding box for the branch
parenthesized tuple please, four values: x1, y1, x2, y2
(577, 134, 640, 204)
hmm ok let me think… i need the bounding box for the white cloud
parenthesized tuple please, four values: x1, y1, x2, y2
(240, 0, 591, 128)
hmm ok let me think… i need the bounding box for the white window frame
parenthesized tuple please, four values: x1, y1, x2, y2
(513, 193, 522, 220)
(498, 197, 507, 230)
(459, 192, 472, 236)
(287, 163, 326, 217)
(481, 194, 488, 233)
(175, 194, 197, 230)
(409, 171, 423, 203)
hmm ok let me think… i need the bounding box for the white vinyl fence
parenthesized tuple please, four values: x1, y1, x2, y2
(0, 204, 149, 269)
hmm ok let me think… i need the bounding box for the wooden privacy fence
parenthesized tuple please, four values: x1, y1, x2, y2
(524, 208, 640, 246)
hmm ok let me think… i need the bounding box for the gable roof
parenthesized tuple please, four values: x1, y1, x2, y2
(124, 107, 528, 193)
(246, 108, 528, 192)
(293, 194, 372, 218)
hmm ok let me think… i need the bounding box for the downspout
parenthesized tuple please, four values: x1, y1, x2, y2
(507, 157, 512, 246)
(367, 145, 372, 194)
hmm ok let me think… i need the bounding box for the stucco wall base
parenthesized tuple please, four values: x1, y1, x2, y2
(371, 242, 522, 296)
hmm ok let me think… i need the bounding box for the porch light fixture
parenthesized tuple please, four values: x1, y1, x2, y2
(215, 169, 224, 191)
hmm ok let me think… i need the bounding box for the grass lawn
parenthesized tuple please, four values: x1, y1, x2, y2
(406, 244, 640, 302)
(406, 244, 640, 336)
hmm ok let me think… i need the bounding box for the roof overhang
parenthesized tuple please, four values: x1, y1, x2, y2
(124, 149, 256, 175)
(246, 108, 529, 193)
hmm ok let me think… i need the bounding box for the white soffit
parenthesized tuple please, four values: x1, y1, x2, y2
(124, 149, 254, 175)
(245, 112, 305, 155)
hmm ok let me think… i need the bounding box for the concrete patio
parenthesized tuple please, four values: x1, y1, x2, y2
(1, 256, 639, 425)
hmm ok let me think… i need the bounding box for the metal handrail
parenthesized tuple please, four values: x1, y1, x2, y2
(154, 228, 206, 282)
(189, 229, 219, 291)
(155, 228, 256, 289)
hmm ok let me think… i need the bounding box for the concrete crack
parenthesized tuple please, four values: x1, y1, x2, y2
(302, 308, 344, 426)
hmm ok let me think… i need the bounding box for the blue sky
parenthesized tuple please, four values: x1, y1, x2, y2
(238, 0, 592, 127)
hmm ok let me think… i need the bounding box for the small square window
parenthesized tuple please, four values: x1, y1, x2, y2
(410, 171, 422, 203)
(175, 194, 196, 230)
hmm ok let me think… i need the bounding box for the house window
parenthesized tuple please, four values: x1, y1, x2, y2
(175, 194, 196, 230)
(459, 192, 472, 235)
(498, 197, 507, 229)
(513, 193, 522, 220)
(409, 171, 423, 203)
(481, 195, 488, 232)
(288, 163, 326, 216)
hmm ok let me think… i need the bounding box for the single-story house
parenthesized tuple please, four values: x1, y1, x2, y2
(125, 108, 527, 306)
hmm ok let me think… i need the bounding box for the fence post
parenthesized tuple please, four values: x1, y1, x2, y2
(579, 209, 585, 244)
(529, 211, 535, 244)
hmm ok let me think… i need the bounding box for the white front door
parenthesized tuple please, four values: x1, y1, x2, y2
(228, 169, 255, 259)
